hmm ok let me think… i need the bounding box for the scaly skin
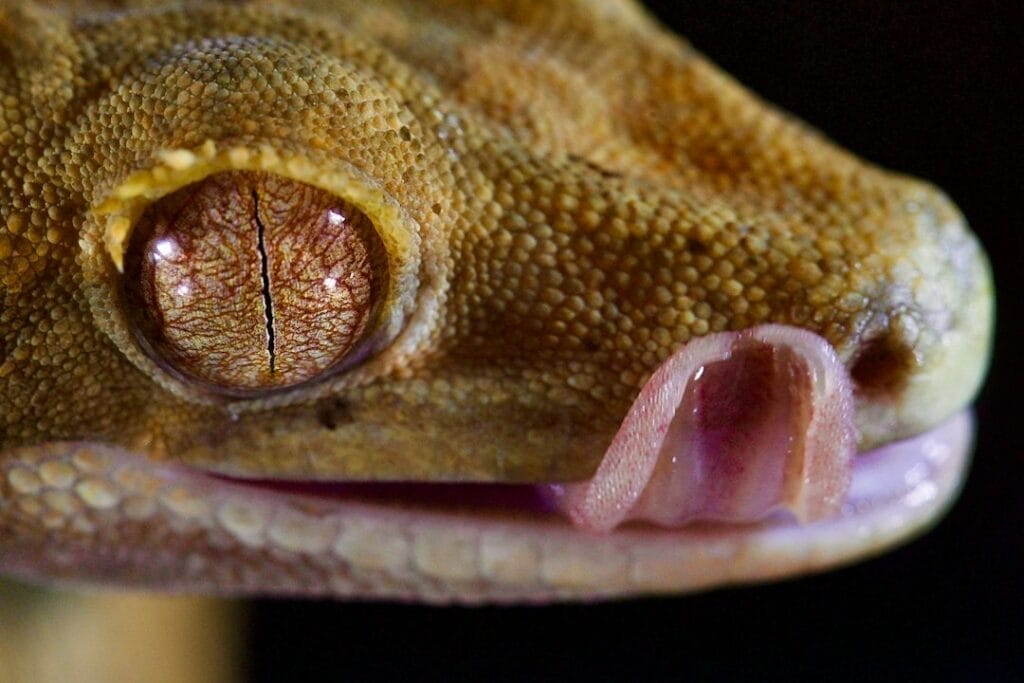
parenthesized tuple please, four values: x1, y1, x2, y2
(0, 1, 992, 601)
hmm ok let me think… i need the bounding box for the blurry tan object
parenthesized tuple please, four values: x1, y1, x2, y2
(0, 581, 241, 683)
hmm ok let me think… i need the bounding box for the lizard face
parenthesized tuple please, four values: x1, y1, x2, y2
(0, 1, 992, 601)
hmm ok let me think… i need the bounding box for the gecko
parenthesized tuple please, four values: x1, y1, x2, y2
(0, 0, 993, 603)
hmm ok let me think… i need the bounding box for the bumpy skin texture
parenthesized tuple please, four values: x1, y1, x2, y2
(0, 1, 992, 600)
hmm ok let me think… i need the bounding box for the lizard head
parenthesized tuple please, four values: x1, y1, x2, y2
(0, 1, 992, 600)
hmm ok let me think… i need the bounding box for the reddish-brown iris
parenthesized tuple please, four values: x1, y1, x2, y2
(124, 171, 386, 394)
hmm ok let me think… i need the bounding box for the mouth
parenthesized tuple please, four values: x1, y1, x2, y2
(0, 325, 974, 603)
(234, 409, 971, 598)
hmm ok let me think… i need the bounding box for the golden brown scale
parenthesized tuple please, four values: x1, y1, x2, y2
(0, 0, 992, 602)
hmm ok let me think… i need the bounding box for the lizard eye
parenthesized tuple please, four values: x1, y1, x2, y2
(122, 170, 388, 395)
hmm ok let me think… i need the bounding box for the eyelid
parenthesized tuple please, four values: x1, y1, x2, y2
(80, 141, 429, 407)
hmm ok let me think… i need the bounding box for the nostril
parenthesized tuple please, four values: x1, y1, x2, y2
(850, 335, 914, 400)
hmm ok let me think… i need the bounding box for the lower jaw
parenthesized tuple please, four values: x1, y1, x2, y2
(0, 410, 972, 603)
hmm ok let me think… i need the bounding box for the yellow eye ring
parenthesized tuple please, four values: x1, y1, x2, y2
(80, 141, 426, 405)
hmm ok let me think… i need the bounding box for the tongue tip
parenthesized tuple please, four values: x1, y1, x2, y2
(552, 324, 857, 533)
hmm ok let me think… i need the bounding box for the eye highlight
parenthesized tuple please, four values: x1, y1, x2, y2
(123, 171, 387, 395)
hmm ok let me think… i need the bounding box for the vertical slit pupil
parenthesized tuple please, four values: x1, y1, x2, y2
(124, 171, 385, 393)
(252, 189, 276, 373)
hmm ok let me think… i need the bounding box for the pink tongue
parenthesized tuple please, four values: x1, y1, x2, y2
(547, 325, 855, 532)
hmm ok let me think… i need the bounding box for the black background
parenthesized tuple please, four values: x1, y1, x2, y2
(247, 3, 1022, 680)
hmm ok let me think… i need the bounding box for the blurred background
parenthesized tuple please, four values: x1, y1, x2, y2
(2, 2, 1020, 681)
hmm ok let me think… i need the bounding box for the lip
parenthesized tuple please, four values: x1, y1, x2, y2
(0, 410, 971, 602)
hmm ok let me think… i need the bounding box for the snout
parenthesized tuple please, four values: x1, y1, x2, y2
(837, 183, 993, 448)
